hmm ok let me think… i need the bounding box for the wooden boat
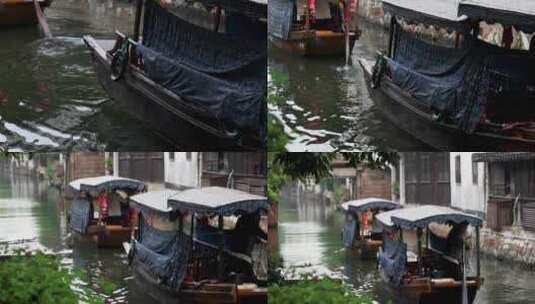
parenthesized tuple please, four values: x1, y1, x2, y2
(376, 205, 484, 304)
(340, 197, 400, 259)
(127, 188, 269, 304)
(0, 0, 52, 26)
(83, 0, 267, 150)
(360, 0, 535, 151)
(269, 29, 359, 57)
(66, 176, 147, 248)
(268, 0, 359, 57)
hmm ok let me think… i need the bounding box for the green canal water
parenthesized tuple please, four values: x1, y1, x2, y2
(268, 20, 429, 152)
(0, 0, 174, 151)
(0, 169, 158, 303)
(276, 185, 535, 304)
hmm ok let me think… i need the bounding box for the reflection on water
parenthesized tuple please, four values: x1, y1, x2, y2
(268, 20, 429, 152)
(277, 184, 535, 304)
(0, 0, 173, 151)
(0, 169, 157, 303)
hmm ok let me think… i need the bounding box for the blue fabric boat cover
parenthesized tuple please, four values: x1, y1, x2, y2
(342, 217, 357, 248)
(69, 198, 92, 234)
(378, 235, 407, 286)
(387, 23, 535, 133)
(135, 217, 191, 289)
(194, 0, 267, 20)
(137, 1, 266, 135)
(268, 0, 294, 39)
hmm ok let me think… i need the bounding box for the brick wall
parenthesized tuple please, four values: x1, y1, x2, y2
(357, 168, 391, 200)
(68, 152, 105, 182)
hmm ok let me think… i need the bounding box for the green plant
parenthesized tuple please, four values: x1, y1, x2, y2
(269, 278, 373, 304)
(268, 252, 284, 285)
(45, 163, 56, 181)
(0, 251, 105, 304)
(268, 115, 289, 152)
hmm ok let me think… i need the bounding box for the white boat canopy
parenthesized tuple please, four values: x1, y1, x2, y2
(341, 197, 400, 213)
(68, 175, 147, 194)
(382, 0, 469, 30)
(130, 190, 181, 213)
(167, 187, 269, 216)
(458, 0, 535, 32)
(376, 205, 483, 229)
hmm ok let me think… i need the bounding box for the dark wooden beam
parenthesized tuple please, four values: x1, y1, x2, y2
(134, 0, 144, 42)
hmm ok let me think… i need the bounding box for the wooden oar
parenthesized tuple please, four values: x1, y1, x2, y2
(33, 0, 52, 38)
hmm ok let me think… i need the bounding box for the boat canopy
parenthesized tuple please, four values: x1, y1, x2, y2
(341, 197, 400, 213)
(130, 190, 181, 214)
(68, 176, 147, 195)
(376, 205, 483, 229)
(137, 0, 266, 138)
(458, 0, 535, 33)
(472, 152, 535, 163)
(167, 187, 269, 216)
(382, 0, 469, 30)
(193, 0, 267, 20)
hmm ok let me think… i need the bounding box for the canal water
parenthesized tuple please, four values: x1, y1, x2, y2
(276, 185, 535, 304)
(0, 0, 173, 151)
(0, 169, 158, 303)
(268, 20, 428, 152)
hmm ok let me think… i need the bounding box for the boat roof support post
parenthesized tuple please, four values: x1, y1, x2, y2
(179, 213, 183, 235)
(190, 213, 195, 279)
(476, 225, 480, 278)
(388, 16, 396, 58)
(425, 228, 429, 249)
(417, 227, 422, 275)
(218, 214, 225, 281)
(134, 0, 144, 42)
(213, 6, 222, 32)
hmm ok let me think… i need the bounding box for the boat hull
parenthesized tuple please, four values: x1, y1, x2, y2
(359, 58, 535, 151)
(269, 30, 358, 57)
(0, 0, 51, 26)
(132, 258, 267, 304)
(379, 268, 481, 304)
(352, 239, 381, 259)
(83, 36, 263, 150)
(73, 224, 131, 249)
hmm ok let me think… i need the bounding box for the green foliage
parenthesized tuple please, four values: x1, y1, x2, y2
(273, 153, 335, 183)
(268, 115, 288, 152)
(268, 252, 284, 285)
(268, 153, 288, 203)
(0, 252, 78, 304)
(269, 278, 374, 304)
(342, 152, 399, 169)
(45, 164, 56, 181)
(0, 251, 105, 304)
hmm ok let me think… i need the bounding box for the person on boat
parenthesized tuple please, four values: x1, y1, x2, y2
(97, 191, 109, 224)
(230, 211, 267, 255)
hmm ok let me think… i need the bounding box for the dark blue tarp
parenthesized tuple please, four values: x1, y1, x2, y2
(268, 0, 294, 39)
(387, 23, 535, 133)
(69, 199, 92, 234)
(342, 217, 357, 248)
(138, 1, 266, 135)
(135, 217, 191, 289)
(378, 234, 407, 286)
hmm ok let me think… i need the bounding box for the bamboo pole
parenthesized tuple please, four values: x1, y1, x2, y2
(344, 1, 350, 65)
(33, 0, 52, 38)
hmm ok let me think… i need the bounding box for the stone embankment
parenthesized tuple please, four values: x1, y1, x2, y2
(480, 227, 535, 268)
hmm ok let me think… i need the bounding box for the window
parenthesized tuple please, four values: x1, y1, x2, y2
(455, 155, 461, 184)
(169, 152, 175, 162)
(472, 161, 478, 184)
(186, 152, 192, 161)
